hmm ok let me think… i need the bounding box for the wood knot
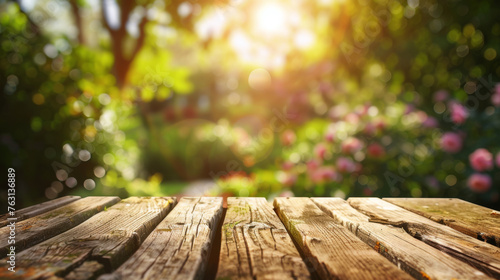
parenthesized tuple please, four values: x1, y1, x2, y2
(309, 237, 322, 244)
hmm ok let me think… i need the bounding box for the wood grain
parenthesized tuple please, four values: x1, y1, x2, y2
(0, 196, 81, 227)
(0, 197, 175, 280)
(217, 197, 310, 280)
(0, 196, 120, 256)
(99, 197, 222, 280)
(65, 261, 105, 280)
(384, 198, 500, 247)
(312, 197, 491, 280)
(349, 197, 500, 278)
(274, 197, 413, 280)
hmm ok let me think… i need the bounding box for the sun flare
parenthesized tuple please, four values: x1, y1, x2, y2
(252, 2, 288, 35)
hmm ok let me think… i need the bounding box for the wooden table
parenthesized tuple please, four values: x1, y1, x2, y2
(1, 197, 499, 279)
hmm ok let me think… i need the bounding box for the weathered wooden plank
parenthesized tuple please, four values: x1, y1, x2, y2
(0, 196, 81, 228)
(349, 197, 500, 278)
(216, 197, 310, 280)
(0, 197, 176, 280)
(65, 261, 105, 280)
(384, 198, 500, 247)
(0, 196, 120, 256)
(312, 197, 491, 280)
(274, 197, 413, 280)
(98, 197, 222, 280)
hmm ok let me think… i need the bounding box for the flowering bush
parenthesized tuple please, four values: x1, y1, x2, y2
(259, 85, 500, 206)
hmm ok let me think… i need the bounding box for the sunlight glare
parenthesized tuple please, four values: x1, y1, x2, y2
(294, 29, 315, 49)
(253, 2, 288, 35)
(230, 31, 251, 52)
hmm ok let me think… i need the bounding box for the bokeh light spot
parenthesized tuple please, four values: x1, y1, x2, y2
(51, 181, 64, 193)
(248, 68, 271, 91)
(56, 169, 68, 181)
(84, 179, 96, 190)
(66, 177, 77, 188)
(32, 93, 45, 105)
(79, 150, 91, 161)
(94, 166, 106, 178)
(45, 187, 57, 199)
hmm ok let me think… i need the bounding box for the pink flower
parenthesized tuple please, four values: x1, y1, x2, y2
(374, 119, 387, 131)
(341, 137, 363, 154)
(307, 159, 320, 172)
(363, 188, 373, 196)
(279, 190, 295, 197)
(367, 143, 385, 158)
(355, 104, 371, 117)
(433, 90, 449, 102)
(492, 84, 500, 106)
(425, 176, 440, 189)
(467, 174, 492, 193)
(492, 92, 500, 107)
(319, 166, 337, 181)
(344, 113, 360, 125)
(469, 148, 493, 172)
(325, 130, 335, 142)
(336, 157, 356, 173)
(415, 111, 428, 122)
(314, 143, 328, 160)
(422, 116, 438, 128)
(281, 129, 296, 146)
(363, 123, 376, 136)
(329, 105, 348, 120)
(311, 166, 338, 183)
(450, 102, 468, 124)
(282, 161, 294, 171)
(279, 172, 297, 187)
(440, 132, 463, 153)
(405, 104, 415, 115)
(496, 152, 500, 168)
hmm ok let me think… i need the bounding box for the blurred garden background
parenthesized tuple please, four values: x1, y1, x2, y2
(1, 0, 500, 209)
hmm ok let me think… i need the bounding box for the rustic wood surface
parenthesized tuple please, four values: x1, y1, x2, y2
(65, 261, 105, 280)
(349, 197, 500, 278)
(217, 197, 310, 280)
(0, 197, 176, 280)
(274, 197, 413, 280)
(384, 198, 500, 247)
(0, 196, 81, 228)
(99, 197, 222, 280)
(2, 196, 499, 280)
(312, 197, 490, 280)
(0, 196, 120, 256)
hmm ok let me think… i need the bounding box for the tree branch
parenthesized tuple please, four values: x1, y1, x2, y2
(128, 15, 148, 64)
(100, 0, 149, 88)
(69, 0, 85, 45)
